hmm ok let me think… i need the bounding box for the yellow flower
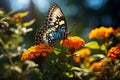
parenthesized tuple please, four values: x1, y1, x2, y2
(74, 48, 91, 57)
(89, 26, 114, 40)
(21, 43, 53, 62)
(61, 36, 85, 49)
(73, 48, 91, 63)
(107, 46, 120, 61)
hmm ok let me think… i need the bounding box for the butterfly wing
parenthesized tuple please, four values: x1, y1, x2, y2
(35, 3, 67, 46)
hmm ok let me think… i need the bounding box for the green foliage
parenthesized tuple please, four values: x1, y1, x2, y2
(85, 41, 100, 49)
(0, 10, 36, 80)
(0, 9, 120, 80)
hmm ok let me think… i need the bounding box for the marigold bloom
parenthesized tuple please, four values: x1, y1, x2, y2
(74, 48, 91, 57)
(21, 52, 29, 62)
(21, 43, 53, 62)
(73, 56, 80, 63)
(11, 14, 22, 23)
(89, 62, 100, 71)
(107, 46, 120, 61)
(89, 26, 114, 40)
(89, 61, 108, 71)
(115, 28, 120, 39)
(73, 48, 91, 63)
(61, 36, 85, 49)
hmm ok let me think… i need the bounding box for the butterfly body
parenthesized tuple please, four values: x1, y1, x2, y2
(35, 3, 67, 46)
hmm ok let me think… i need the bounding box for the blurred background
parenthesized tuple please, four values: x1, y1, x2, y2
(0, 0, 120, 46)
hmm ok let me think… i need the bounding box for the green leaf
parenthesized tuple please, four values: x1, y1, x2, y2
(71, 67, 82, 71)
(92, 54, 105, 58)
(101, 44, 106, 51)
(23, 19, 35, 27)
(16, 12, 29, 17)
(64, 72, 73, 78)
(54, 48, 61, 55)
(85, 41, 100, 49)
(71, 67, 90, 75)
(0, 38, 4, 46)
(0, 17, 10, 22)
(8, 10, 15, 15)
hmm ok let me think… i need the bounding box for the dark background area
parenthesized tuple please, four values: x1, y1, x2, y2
(0, 0, 120, 47)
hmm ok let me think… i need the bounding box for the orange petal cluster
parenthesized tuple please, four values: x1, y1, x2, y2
(61, 36, 85, 49)
(21, 43, 53, 62)
(11, 14, 22, 23)
(89, 26, 114, 40)
(107, 46, 120, 61)
(89, 61, 108, 71)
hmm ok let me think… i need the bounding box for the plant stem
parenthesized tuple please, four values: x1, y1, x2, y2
(1, 38, 14, 66)
(5, 49, 14, 66)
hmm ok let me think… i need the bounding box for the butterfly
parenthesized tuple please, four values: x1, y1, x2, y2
(35, 3, 68, 46)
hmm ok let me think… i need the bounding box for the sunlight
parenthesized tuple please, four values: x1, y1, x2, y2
(32, 0, 50, 13)
(9, 0, 30, 11)
(84, 0, 108, 10)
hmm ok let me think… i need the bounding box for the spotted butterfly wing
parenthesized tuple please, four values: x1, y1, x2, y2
(35, 3, 67, 46)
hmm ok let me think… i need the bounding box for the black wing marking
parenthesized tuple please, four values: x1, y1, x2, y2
(35, 3, 67, 45)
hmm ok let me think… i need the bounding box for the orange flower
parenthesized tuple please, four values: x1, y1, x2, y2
(107, 46, 120, 61)
(28, 53, 35, 59)
(21, 43, 53, 62)
(73, 56, 80, 63)
(21, 52, 29, 62)
(61, 36, 85, 49)
(89, 61, 108, 71)
(115, 28, 120, 40)
(89, 26, 114, 40)
(89, 62, 100, 71)
(11, 14, 22, 23)
(73, 48, 91, 63)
